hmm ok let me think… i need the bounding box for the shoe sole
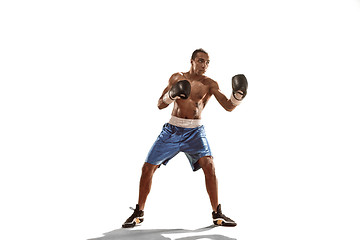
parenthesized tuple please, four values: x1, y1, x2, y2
(122, 217, 144, 228)
(213, 218, 237, 227)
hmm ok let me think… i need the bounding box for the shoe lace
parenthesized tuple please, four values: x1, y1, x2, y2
(125, 207, 138, 222)
(220, 213, 234, 222)
(214, 210, 233, 222)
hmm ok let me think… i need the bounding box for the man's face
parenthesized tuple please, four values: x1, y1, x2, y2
(191, 52, 210, 75)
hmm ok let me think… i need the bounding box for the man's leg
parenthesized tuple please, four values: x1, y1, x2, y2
(122, 162, 158, 228)
(198, 156, 218, 212)
(138, 162, 158, 210)
(198, 156, 237, 227)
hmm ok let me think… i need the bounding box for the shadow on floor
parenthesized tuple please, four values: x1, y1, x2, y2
(88, 225, 237, 240)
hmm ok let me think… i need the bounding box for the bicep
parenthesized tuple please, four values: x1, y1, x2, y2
(210, 81, 235, 111)
(213, 88, 228, 104)
(210, 82, 226, 102)
(159, 73, 178, 99)
(157, 73, 180, 109)
(160, 85, 170, 99)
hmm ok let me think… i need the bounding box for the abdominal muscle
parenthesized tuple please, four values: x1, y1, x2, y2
(171, 98, 204, 119)
(170, 75, 211, 120)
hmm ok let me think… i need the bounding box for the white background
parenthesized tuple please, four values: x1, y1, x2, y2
(1, 0, 360, 240)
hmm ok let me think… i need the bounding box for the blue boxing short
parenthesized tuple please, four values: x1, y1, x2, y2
(145, 120, 212, 172)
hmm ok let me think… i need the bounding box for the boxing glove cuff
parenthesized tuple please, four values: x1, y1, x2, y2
(163, 92, 174, 105)
(230, 93, 242, 106)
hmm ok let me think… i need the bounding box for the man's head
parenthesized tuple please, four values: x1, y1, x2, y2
(190, 48, 210, 75)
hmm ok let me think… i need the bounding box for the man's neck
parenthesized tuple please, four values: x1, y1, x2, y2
(187, 70, 203, 80)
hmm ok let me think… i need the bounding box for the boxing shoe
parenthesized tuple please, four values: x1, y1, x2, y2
(212, 204, 237, 227)
(122, 204, 144, 228)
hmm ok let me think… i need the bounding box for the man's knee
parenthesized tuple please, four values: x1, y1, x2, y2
(141, 162, 158, 177)
(199, 156, 216, 176)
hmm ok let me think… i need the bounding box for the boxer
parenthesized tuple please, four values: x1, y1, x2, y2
(122, 49, 247, 228)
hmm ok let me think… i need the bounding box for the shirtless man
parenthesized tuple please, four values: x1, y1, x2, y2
(122, 49, 247, 228)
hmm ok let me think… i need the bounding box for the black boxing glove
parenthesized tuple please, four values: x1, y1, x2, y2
(163, 80, 191, 104)
(230, 74, 248, 106)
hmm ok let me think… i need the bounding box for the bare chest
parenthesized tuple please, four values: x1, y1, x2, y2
(188, 80, 209, 102)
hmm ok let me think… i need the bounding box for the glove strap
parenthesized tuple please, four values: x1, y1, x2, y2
(163, 92, 174, 105)
(230, 93, 242, 106)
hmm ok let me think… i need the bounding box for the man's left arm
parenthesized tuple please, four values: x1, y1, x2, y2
(210, 80, 243, 112)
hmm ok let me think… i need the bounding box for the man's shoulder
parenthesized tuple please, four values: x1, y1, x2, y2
(170, 72, 186, 80)
(201, 76, 217, 86)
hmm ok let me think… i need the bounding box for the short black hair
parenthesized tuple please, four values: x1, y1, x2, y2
(191, 48, 208, 60)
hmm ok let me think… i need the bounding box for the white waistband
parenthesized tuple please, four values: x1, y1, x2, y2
(168, 116, 202, 128)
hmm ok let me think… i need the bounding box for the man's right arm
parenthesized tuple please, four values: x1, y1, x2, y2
(158, 73, 191, 109)
(158, 85, 172, 109)
(157, 73, 181, 109)
(158, 73, 178, 109)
